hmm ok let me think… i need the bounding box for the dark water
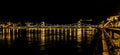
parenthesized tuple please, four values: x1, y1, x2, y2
(0, 28, 98, 55)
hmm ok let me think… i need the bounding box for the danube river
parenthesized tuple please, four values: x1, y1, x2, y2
(0, 28, 100, 55)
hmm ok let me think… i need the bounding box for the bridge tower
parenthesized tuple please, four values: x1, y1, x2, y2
(77, 20, 81, 27)
(41, 21, 45, 27)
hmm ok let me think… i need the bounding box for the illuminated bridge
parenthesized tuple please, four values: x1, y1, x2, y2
(99, 15, 120, 55)
(0, 19, 100, 29)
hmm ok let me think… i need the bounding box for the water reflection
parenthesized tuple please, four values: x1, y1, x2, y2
(40, 28, 46, 50)
(0, 27, 97, 55)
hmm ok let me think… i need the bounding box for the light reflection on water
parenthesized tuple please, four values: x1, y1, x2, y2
(0, 28, 97, 55)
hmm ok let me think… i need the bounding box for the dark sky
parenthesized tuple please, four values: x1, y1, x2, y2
(0, 0, 120, 24)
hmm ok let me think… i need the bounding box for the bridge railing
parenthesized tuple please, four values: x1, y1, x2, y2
(103, 29, 120, 55)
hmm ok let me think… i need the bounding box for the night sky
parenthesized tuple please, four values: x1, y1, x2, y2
(0, 0, 120, 24)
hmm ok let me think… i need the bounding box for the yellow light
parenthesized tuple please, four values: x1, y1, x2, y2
(118, 21, 120, 27)
(41, 28, 45, 45)
(77, 28, 82, 42)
